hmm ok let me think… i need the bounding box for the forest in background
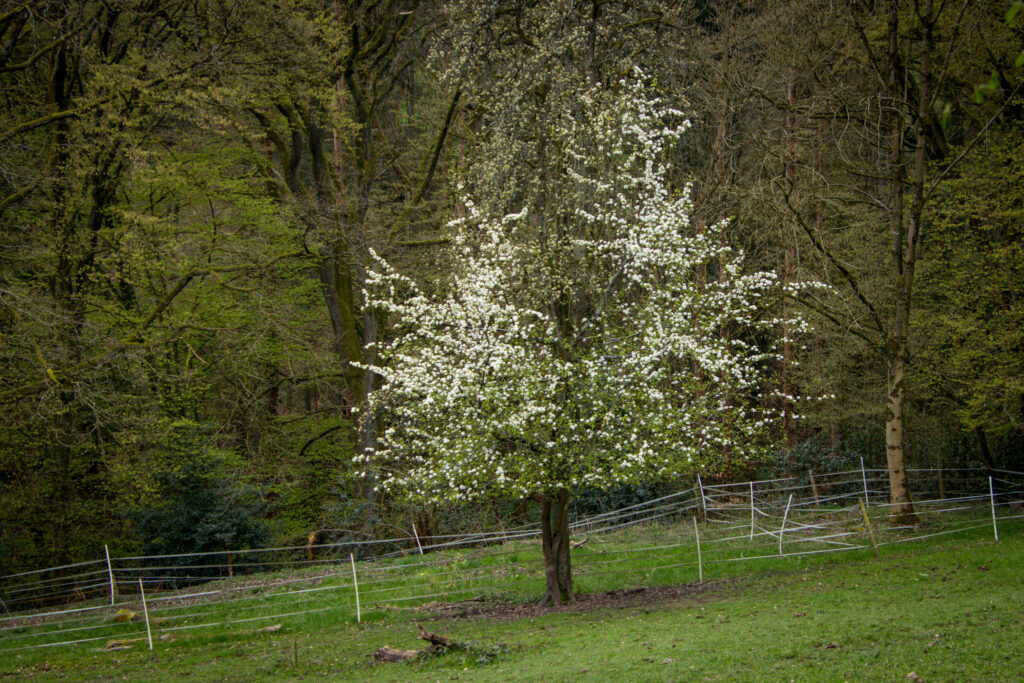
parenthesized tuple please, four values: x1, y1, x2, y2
(1, 0, 1021, 576)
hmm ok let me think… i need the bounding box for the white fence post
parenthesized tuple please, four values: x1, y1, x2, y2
(989, 476, 999, 542)
(104, 545, 116, 606)
(749, 481, 755, 541)
(778, 494, 793, 556)
(693, 517, 703, 583)
(350, 553, 361, 623)
(697, 475, 707, 522)
(138, 578, 153, 651)
(860, 458, 870, 505)
(412, 524, 424, 555)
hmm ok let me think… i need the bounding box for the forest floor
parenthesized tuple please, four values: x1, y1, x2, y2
(1, 520, 1021, 681)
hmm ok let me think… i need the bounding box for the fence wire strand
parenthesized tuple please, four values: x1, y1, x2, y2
(1, 467, 1019, 654)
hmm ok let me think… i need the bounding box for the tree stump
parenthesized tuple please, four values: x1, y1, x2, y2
(373, 646, 418, 662)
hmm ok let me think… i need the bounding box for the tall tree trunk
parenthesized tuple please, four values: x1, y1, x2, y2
(884, 352, 915, 522)
(882, 0, 936, 526)
(781, 65, 799, 448)
(319, 245, 363, 380)
(318, 245, 379, 500)
(881, 0, 913, 524)
(540, 489, 573, 605)
(975, 426, 995, 472)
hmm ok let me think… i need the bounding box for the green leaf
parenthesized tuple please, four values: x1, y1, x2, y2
(1008, 2, 1024, 23)
(974, 71, 1001, 103)
(1015, 52, 1024, 69)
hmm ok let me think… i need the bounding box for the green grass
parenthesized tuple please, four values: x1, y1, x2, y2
(1, 513, 1021, 681)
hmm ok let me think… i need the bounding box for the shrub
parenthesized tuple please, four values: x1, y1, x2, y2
(127, 420, 267, 584)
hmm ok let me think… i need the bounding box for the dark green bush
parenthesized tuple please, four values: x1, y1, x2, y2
(127, 421, 267, 585)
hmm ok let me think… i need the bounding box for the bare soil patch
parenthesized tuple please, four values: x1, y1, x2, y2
(418, 578, 735, 622)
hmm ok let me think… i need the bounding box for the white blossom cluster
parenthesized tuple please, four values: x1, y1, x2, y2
(358, 74, 810, 504)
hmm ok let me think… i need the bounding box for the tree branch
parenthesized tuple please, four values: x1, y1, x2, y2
(0, 252, 307, 402)
(411, 89, 460, 206)
(782, 189, 886, 337)
(0, 101, 109, 145)
(792, 294, 882, 352)
(926, 77, 1024, 198)
(1, 60, 203, 145)
(298, 424, 348, 459)
(0, 181, 37, 218)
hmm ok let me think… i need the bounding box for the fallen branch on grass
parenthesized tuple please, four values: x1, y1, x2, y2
(374, 645, 419, 662)
(372, 625, 450, 662)
(372, 625, 509, 664)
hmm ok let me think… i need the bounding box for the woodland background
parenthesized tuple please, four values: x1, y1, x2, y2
(1, 0, 1021, 576)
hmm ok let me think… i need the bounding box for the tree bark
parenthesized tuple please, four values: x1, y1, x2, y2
(512, 497, 528, 524)
(782, 65, 799, 448)
(884, 352, 915, 523)
(881, 0, 936, 526)
(540, 489, 573, 605)
(318, 246, 377, 472)
(975, 426, 994, 472)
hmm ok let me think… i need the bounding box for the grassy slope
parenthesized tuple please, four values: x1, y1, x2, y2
(3, 525, 1022, 681)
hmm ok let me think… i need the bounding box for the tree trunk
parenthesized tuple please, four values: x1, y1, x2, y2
(512, 497, 528, 524)
(318, 246, 377, 499)
(880, 0, 926, 526)
(781, 65, 798, 449)
(975, 426, 995, 472)
(540, 489, 573, 605)
(884, 352, 916, 524)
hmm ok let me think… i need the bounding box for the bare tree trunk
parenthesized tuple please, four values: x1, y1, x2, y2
(881, 0, 912, 524)
(975, 426, 995, 472)
(882, 0, 936, 526)
(540, 489, 573, 605)
(885, 352, 915, 523)
(782, 65, 799, 448)
(512, 497, 528, 524)
(318, 247, 378, 500)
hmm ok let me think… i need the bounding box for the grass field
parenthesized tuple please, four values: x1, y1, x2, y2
(1, 509, 1021, 681)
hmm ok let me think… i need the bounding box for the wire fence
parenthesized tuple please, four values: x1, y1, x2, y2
(0, 466, 1021, 658)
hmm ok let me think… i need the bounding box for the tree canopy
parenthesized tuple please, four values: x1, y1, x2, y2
(360, 77, 808, 602)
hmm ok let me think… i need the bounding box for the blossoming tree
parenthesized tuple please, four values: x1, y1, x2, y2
(359, 77, 795, 604)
